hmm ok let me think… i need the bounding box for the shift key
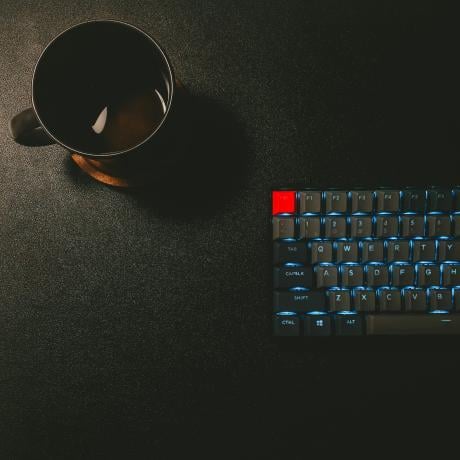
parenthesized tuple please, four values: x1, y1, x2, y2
(273, 290, 326, 313)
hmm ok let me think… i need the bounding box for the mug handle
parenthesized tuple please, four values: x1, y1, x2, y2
(9, 107, 55, 146)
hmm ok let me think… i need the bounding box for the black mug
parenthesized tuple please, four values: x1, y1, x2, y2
(9, 20, 182, 187)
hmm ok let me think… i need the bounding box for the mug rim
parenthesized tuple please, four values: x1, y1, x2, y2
(31, 19, 176, 158)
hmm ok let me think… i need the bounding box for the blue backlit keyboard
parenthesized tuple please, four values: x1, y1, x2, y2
(272, 188, 460, 336)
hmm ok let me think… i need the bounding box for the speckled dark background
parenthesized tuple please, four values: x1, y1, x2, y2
(1, 1, 460, 458)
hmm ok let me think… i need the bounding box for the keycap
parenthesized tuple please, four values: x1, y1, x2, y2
(328, 289, 352, 311)
(315, 265, 338, 288)
(416, 264, 440, 286)
(335, 241, 358, 262)
(401, 190, 426, 212)
(299, 191, 322, 213)
(325, 191, 347, 213)
(454, 216, 460, 237)
(403, 288, 427, 312)
(324, 216, 347, 238)
(375, 190, 400, 212)
(341, 264, 364, 286)
(274, 241, 307, 264)
(272, 191, 296, 215)
(303, 314, 332, 336)
(427, 189, 452, 212)
(454, 189, 460, 211)
(353, 288, 376, 311)
(441, 263, 460, 286)
(413, 240, 436, 262)
(375, 215, 399, 237)
(386, 240, 410, 262)
(366, 314, 460, 335)
(378, 288, 402, 312)
(400, 216, 425, 237)
(361, 241, 384, 262)
(350, 216, 372, 238)
(455, 289, 460, 309)
(438, 240, 460, 261)
(274, 266, 313, 289)
(299, 217, 321, 239)
(366, 264, 389, 286)
(427, 215, 451, 237)
(273, 290, 327, 312)
(272, 187, 460, 337)
(310, 241, 333, 263)
(391, 264, 414, 286)
(273, 314, 300, 336)
(350, 191, 373, 213)
(334, 314, 364, 336)
(428, 288, 453, 311)
(273, 217, 295, 239)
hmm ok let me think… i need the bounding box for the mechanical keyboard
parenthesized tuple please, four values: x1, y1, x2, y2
(272, 188, 460, 336)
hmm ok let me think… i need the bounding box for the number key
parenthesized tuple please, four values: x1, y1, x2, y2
(350, 216, 372, 238)
(400, 216, 425, 237)
(427, 215, 451, 237)
(375, 215, 398, 237)
(299, 217, 321, 239)
(324, 216, 347, 238)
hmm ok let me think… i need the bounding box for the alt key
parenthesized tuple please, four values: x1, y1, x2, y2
(334, 314, 364, 336)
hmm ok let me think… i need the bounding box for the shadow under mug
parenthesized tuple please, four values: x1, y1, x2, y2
(9, 20, 184, 187)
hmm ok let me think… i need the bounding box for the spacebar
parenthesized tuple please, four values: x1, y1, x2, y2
(366, 314, 460, 335)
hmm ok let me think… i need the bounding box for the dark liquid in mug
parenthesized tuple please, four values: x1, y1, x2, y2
(88, 87, 166, 152)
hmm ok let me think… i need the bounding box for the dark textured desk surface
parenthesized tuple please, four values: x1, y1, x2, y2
(1, 1, 460, 458)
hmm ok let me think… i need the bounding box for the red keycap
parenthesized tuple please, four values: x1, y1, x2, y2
(272, 191, 296, 215)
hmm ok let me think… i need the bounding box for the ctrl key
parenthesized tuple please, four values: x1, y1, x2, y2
(273, 313, 300, 336)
